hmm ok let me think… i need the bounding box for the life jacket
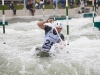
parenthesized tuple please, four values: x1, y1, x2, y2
(42, 28, 61, 51)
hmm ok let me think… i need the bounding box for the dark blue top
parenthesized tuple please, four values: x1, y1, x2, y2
(9, 4, 15, 10)
(59, 0, 65, 3)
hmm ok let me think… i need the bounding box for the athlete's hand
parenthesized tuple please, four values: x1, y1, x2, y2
(59, 42, 66, 49)
(47, 19, 54, 23)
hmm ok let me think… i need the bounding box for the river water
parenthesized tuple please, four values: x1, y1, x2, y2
(0, 16, 100, 75)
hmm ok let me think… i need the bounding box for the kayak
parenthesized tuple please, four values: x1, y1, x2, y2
(35, 47, 51, 57)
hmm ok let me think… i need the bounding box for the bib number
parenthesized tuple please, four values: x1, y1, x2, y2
(45, 40, 53, 48)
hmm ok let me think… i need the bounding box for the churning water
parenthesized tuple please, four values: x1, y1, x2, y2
(0, 16, 100, 75)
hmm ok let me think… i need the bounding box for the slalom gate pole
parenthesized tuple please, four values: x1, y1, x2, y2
(53, 5, 55, 21)
(53, 5, 63, 43)
(24, 0, 26, 10)
(2, 0, 5, 34)
(66, 0, 69, 45)
(93, 0, 100, 30)
(56, 0, 58, 9)
(96, 0, 98, 13)
(92, 0, 95, 28)
(42, 0, 45, 20)
(2, 0, 6, 44)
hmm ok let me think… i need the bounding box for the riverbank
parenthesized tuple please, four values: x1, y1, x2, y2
(0, 7, 100, 20)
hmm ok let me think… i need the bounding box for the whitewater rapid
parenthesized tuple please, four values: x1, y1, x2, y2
(0, 16, 100, 75)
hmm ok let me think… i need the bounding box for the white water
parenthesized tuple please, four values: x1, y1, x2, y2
(0, 16, 100, 75)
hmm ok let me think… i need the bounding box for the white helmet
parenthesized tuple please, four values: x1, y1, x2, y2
(55, 21, 63, 28)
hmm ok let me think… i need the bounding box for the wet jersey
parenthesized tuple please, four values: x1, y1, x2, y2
(42, 25, 64, 51)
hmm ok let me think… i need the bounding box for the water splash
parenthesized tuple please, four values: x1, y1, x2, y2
(0, 16, 100, 75)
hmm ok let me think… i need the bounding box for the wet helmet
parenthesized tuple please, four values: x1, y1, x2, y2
(55, 21, 63, 28)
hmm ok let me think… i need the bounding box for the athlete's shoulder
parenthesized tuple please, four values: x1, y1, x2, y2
(45, 25, 52, 29)
(44, 25, 52, 33)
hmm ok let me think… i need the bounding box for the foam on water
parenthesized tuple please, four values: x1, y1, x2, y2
(0, 16, 100, 75)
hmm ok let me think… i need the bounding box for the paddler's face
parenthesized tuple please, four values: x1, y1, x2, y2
(56, 27, 62, 33)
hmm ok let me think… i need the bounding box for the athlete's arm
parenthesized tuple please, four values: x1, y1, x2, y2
(60, 34, 66, 47)
(37, 20, 47, 29)
(37, 19, 54, 29)
(60, 34, 64, 41)
(57, 34, 65, 43)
